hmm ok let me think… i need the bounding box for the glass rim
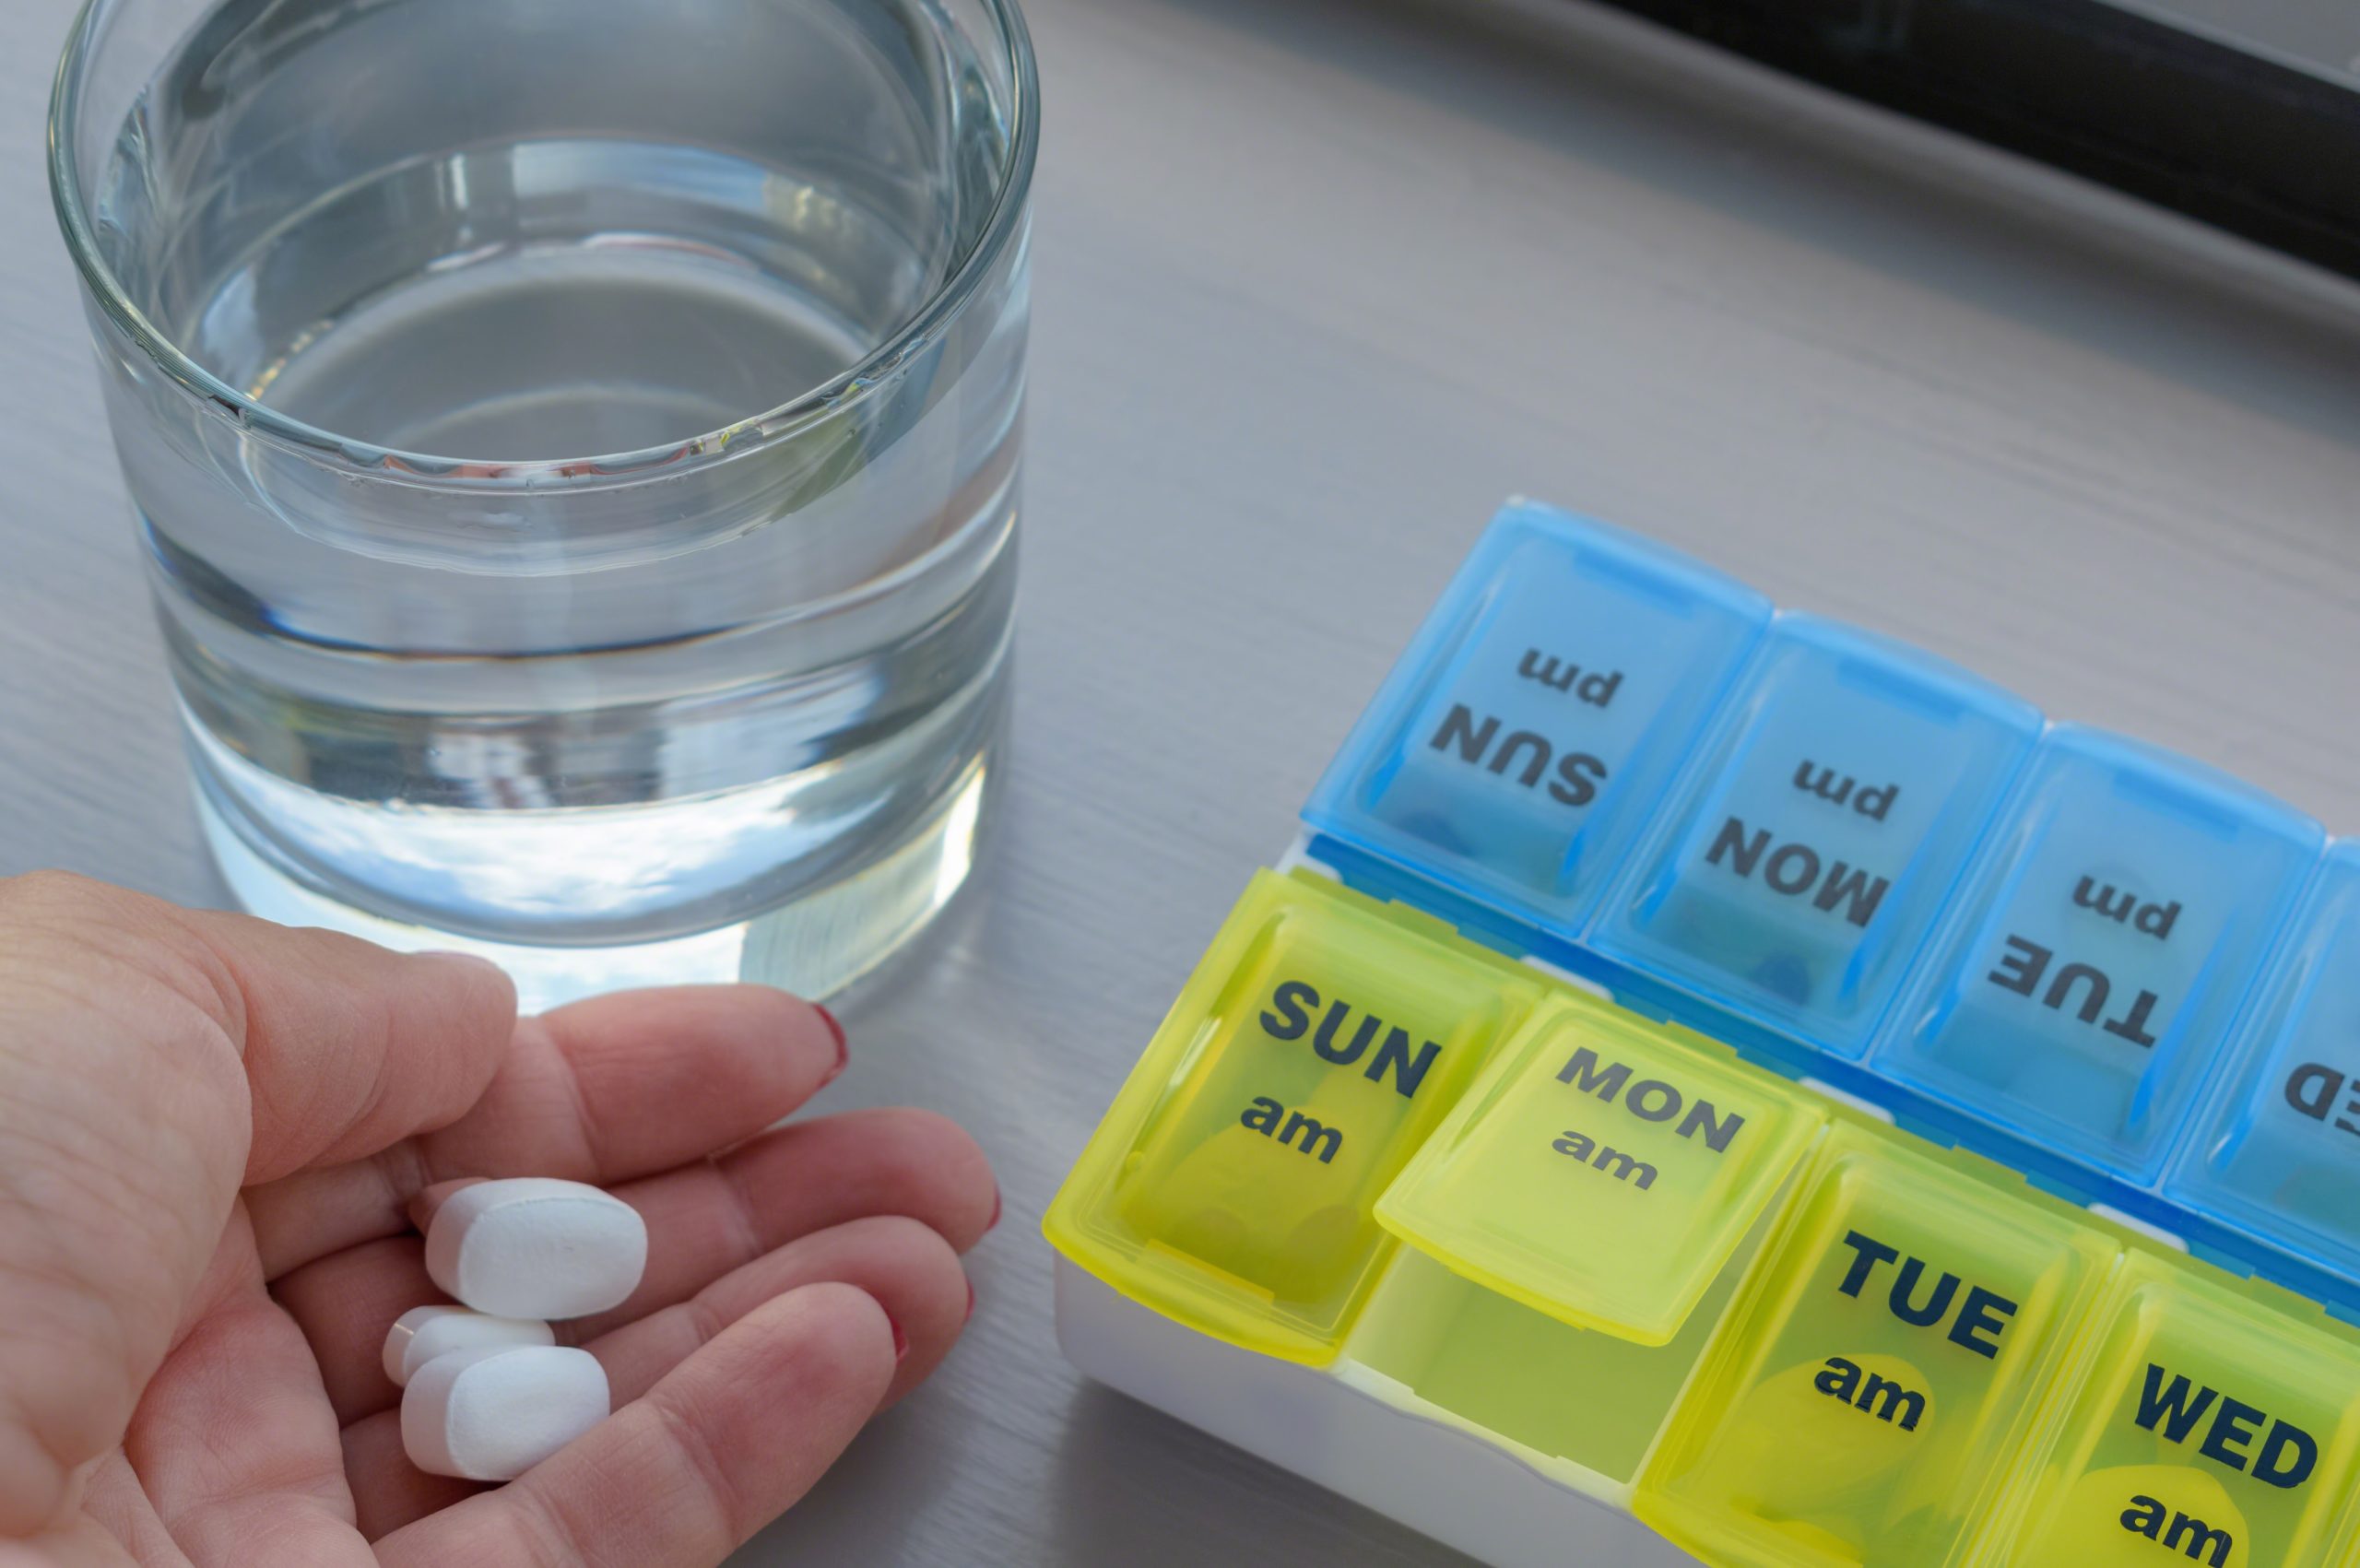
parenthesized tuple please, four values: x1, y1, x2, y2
(46, 0, 1040, 489)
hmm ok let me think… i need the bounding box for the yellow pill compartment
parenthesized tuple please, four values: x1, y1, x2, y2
(1971, 1254, 2360, 1568)
(1634, 1126, 2121, 1568)
(1376, 996, 1825, 1344)
(1043, 870, 1542, 1364)
(1342, 1202, 1779, 1503)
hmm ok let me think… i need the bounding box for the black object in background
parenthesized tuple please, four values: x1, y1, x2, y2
(1582, 0, 2360, 284)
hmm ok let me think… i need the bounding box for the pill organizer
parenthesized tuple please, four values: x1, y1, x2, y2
(1044, 501, 2360, 1568)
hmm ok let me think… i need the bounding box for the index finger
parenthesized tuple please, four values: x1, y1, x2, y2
(248, 985, 846, 1279)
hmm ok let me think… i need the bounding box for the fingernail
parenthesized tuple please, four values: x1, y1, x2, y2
(963, 1279, 976, 1324)
(814, 1005, 848, 1082)
(986, 1185, 1002, 1234)
(419, 949, 508, 978)
(891, 1316, 910, 1362)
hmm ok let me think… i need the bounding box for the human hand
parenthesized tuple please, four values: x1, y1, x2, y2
(0, 872, 996, 1566)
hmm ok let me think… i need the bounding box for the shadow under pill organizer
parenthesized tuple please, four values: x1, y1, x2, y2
(1044, 501, 2360, 1568)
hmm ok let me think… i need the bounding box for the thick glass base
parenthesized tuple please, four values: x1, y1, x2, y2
(197, 750, 998, 1014)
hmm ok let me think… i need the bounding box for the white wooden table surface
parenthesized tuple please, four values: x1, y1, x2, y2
(5, 0, 2359, 1562)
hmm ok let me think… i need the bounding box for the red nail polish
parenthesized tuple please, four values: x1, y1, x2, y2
(814, 1004, 848, 1080)
(891, 1316, 910, 1362)
(986, 1186, 1002, 1234)
(964, 1279, 976, 1324)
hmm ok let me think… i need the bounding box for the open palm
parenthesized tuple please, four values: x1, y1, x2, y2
(0, 873, 994, 1568)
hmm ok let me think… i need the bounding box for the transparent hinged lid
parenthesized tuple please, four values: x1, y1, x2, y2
(1303, 500, 1771, 935)
(1375, 994, 1827, 1345)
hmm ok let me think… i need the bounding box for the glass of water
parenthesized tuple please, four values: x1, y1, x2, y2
(50, 0, 1037, 1007)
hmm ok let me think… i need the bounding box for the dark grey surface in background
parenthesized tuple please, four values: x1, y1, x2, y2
(2127, 0, 2360, 77)
(5, 0, 2360, 1562)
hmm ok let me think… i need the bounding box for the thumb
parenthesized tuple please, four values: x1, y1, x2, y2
(0, 872, 513, 1536)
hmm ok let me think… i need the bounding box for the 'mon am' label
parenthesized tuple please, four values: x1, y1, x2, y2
(1554, 1045, 1747, 1152)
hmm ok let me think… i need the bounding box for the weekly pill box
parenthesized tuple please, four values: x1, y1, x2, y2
(1044, 501, 2360, 1568)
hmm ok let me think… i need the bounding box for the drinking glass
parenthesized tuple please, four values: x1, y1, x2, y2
(50, 0, 1038, 1007)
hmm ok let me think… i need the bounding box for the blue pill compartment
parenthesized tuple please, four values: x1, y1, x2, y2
(2165, 841, 2360, 1284)
(1871, 725, 2324, 1185)
(1589, 614, 2041, 1060)
(1303, 501, 1770, 937)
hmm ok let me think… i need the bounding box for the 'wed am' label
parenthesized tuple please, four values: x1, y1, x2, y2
(1981, 1255, 2360, 1568)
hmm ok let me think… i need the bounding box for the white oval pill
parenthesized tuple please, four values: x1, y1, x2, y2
(401, 1345, 610, 1481)
(424, 1178, 648, 1320)
(383, 1305, 554, 1387)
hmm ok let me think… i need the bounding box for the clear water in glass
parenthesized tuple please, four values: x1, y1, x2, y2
(65, 0, 1033, 1004)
